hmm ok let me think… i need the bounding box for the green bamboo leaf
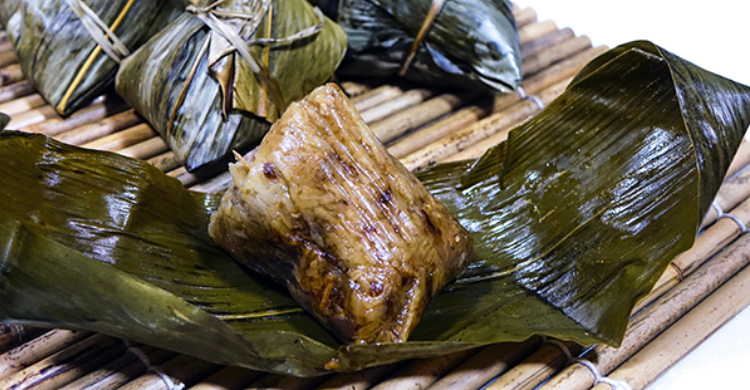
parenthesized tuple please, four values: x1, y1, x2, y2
(325, 0, 521, 92)
(1, 41, 749, 376)
(116, 0, 347, 172)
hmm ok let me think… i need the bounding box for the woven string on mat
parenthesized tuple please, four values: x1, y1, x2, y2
(542, 336, 632, 390)
(123, 340, 185, 390)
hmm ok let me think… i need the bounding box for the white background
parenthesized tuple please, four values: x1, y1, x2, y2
(516, 1, 750, 389)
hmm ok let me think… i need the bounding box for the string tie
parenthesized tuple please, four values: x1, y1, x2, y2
(574, 358, 632, 390)
(399, 0, 446, 76)
(64, 0, 131, 63)
(516, 86, 545, 110)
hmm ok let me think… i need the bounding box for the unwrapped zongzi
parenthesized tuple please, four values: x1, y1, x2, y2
(312, 0, 522, 92)
(116, 0, 347, 172)
(0, 0, 188, 115)
(209, 83, 473, 343)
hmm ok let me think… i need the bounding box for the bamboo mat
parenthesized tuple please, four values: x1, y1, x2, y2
(2, 4, 750, 390)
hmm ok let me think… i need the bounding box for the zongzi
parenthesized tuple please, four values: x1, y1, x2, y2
(312, 0, 522, 92)
(116, 0, 347, 172)
(0, 0, 188, 116)
(209, 83, 473, 344)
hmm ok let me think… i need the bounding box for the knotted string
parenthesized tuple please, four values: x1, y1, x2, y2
(58, 0, 134, 114)
(516, 85, 545, 110)
(123, 340, 185, 390)
(713, 201, 750, 233)
(573, 358, 632, 390)
(399, 0, 446, 76)
(63, 0, 131, 64)
(186, 0, 326, 113)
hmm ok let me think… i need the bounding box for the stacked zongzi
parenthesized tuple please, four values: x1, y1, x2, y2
(0, 0, 188, 115)
(116, 0, 347, 171)
(312, 0, 522, 92)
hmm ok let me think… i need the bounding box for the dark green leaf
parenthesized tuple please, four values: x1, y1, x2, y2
(116, 0, 347, 172)
(1, 41, 749, 376)
(0, 0, 187, 115)
(327, 0, 521, 92)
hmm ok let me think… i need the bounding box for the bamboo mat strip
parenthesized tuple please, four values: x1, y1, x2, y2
(0, 334, 124, 390)
(0, 80, 31, 103)
(0, 326, 42, 355)
(539, 209, 750, 390)
(590, 251, 750, 390)
(57, 346, 176, 390)
(187, 366, 264, 390)
(0, 64, 23, 86)
(1, 5, 748, 390)
(0, 329, 90, 378)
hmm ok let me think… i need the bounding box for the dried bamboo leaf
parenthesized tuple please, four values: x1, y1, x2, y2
(0, 0, 187, 115)
(116, 0, 347, 172)
(0, 42, 748, 376)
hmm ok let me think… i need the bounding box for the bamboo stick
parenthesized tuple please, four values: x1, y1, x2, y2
(360, 88, 434, 124)
(189, 170, 233, 193)
(0, 326, 43, 355)
(57, 346, 176, 390)
(368, 349, 479, 390)
(538, 232, 750, 390)
(340, 81, 371, 98)
(187, 366, 264, 390)
(0, 334, 124, 390)
(673, 209, 750, 278)
(387, 45, 607, 159)
(372, 91, 479, 144)
(725, 138, 750, 178)
(442, 116, 527, 162)
(701, 141, 750, 226)
(514, 7, 537, 27)
(0, 92, 44, 115)
(117, 354, 220, 390)
(7, 104, 57, 129)
(352, 85, 404, 112)
(520, 28, 575, 58)
(314, 363, 399, 390)
(0, 40, 10, 55)
(388, 104, 491, 159)
(0, 80, 32, 103)
(118, 136, 169, 160)
(23, 97, 127, 136)
(590, 257, 750, 390)
(80, 123, 155, 151)
(518, 20, 558, 44)
(148, 151, 181, 173)
(485, 342, 584, 390)
(245, 373, 330, 390)
(0, 329, 90, 379)
(0, 49, 17, 68)
(427, 338, 541, 390)
(452, 183, 750, 390)
(495, 45, 608, 113)
(521, 35, 591, 77)
(56, 109, 142, 145)
(0, 64, 23, 87)
(169, 167, 201, 187)
(401, 78, 570, 171)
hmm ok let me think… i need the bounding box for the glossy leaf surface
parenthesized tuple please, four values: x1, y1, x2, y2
(0, 0, 187, 115)
(1, 42, 749, 376)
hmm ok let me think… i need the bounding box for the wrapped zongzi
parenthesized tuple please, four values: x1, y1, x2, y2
(209, 83, 473, 344)
(0, 0, 188, 115)
(116, 0, 347, 172)
(312, 0, 522, 92)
